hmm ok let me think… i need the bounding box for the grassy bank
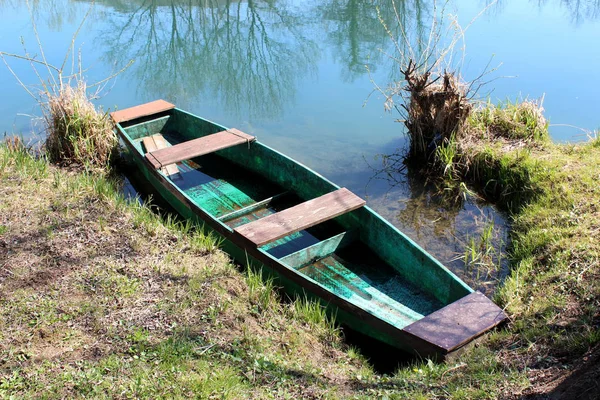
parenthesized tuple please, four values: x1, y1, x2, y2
(0, 145, 366, 398)
(403, 92, 600, 397)
(478, 135, 600, 397)
(1, 130, 599, 398)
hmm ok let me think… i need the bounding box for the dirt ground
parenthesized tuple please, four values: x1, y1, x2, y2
(525, 344, 600, 400)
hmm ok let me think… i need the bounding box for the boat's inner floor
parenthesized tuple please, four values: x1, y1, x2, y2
(174, 156, 282, 218)
(294, 243, 445, 328)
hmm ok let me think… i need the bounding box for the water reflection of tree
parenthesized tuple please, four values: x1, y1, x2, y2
(321, 0, 599, 84)
(0, 0, 87, 31)
(320, 0, 430, 82)
(97, 0, 318, 118)
(489, 0, 600, 23)
(554, 0, 600, 23)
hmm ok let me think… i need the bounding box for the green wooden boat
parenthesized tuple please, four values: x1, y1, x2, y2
(112, 100, 506, 359)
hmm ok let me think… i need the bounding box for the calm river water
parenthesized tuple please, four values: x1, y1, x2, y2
(1, 0, 598, 293)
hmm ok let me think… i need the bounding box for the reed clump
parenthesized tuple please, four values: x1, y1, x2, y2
(399, 68, 549, 204)
(44, 82, 117, 170)
(400, 66, 548, 192)
(402, 60, 473, 160)
(0, 4, 130, 173)
(3, 135, 25, 153)
(373, 1, 549, 203)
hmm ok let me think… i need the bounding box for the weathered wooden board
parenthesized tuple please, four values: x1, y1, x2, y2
(141, 136, 158, 152)
(146, 129, 255, 170)
(403, 291, 507, 353)
(234, 188, 365, 247)
(111, 99, 175, 124)
(142, 134, 179, 176)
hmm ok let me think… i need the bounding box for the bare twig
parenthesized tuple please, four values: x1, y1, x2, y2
(60, 1, 94, 76)
(26, 0, 58, 90)
(0, 52, 60, 72)
(0, 53, 37, 100)
(88, 59, 135, 89)
(441, 362, 467, 380)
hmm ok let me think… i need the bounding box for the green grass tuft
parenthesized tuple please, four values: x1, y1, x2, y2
(245, 267, 278, 314)
(0, 137, 48, 179)
(292, 296, 338, 339)
(467, 98, 549, 142)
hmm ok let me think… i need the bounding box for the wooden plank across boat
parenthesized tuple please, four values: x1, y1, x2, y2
(111, 100, 507, 360)
(234, 188, 366, 247)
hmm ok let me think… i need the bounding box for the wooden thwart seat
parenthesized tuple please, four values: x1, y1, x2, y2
(142, 134, 179, 177)
(234, 188, 365, 247)
(145, 129, 255, 170)
(403, 291, 507, 354)
(111, 99, 175, 124)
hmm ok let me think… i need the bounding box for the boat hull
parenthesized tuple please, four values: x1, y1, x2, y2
(114, 102, 507, 359)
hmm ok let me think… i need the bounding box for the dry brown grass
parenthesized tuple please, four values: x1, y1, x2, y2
(44, 83, 117, 170)
(466, 98, 549, 143)
(402, 61, 473, 159)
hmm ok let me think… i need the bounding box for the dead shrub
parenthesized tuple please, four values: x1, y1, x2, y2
(402, 60, 473, 159)
(45, 83, 117, 170)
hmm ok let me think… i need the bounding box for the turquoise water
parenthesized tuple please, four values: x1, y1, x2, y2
(1, 0, 598, 291)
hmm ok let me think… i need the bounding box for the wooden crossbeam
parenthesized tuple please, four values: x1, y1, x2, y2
(145, 129, 255, 170)
(234, 188, 365, 247)
(142, 134, 179, 177)
(110, 99, 175, 124)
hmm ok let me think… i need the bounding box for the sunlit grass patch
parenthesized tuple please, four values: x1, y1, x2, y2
(245, 267, 278, 314)
(0, 137, 48, 179)
(11, 122, 597, 398)
(78, 265, 140, 299)
(477, 140, 600, 394)
(467, 98, 549, 142)
(291, 296, 339, 341)
(0, 145, 369, 399)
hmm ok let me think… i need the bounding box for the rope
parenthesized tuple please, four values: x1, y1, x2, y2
(227, 129, 254, 149)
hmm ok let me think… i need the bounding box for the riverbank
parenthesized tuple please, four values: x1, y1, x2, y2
(477, 135, 600, 398)
(405, 94, 600, 397)
(0, 144, 365, 398)
(1, 133, 599, 398)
